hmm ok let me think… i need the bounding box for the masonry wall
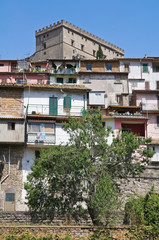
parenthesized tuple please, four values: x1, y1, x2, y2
(0, 145, 24, 211)
(80, 61, 120, 72)
(0, 88, 23, 116)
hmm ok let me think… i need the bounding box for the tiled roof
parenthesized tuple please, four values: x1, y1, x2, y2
(0, 116, 24, 119)
(0, 83, 90, 91)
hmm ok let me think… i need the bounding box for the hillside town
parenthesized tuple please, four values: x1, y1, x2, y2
(0, 19, 159, 219)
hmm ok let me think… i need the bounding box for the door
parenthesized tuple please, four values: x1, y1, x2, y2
(49, 97, 58, 115)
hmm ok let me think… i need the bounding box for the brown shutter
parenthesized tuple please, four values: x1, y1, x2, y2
(145, 81, 149, 90)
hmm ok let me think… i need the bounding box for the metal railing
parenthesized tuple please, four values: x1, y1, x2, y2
(26, 104, 85, 117)
(50, 68, 77, 74)
(27, 133, 55, 145)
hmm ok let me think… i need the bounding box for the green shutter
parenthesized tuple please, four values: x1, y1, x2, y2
(143, 64, 148, 72)
(49, 97, 58, 115)
(64, 96, 71, 109)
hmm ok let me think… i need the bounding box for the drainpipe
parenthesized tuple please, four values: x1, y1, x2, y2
(0, 146, 11, 210)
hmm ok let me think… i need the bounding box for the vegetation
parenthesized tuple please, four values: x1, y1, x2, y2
(96, 44, 104, 59)
(125, 187, 159, 239)
(25, 110, 154, 225)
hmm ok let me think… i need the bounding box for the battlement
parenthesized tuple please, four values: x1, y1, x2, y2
(35, 20, 124, 55)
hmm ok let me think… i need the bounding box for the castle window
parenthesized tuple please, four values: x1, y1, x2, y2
(72, 32, 74, 35)
(93, 50, 96, 57)
(43, 43, 46, 49)
(81, 44, 84, 51)
(68, 30, 70, 33)
(71, 40, 74, 46)
(8, 122, 15, 130)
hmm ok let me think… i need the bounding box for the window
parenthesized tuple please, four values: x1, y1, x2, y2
(157, 116, 159, 127)
(153, 65, 159, 72)
(86, 64, 92, 72)
(44, 51, 46, 55)
(28, 123, 55, 133)
(35, 150, 40, 159)
(57, 78, 63, 84)
(68, 30, 70, 33)
(143, 64, 148, 72)
(131, 81, 137, 87)
(16, 79, 22, 84)
(35, 65, 41, 71)
(72, 32, 74, 35)
(8, 122, 15, 130)
(124, 64, 129, 72)
(64, 96, 71, 109)
(106, 64, 112, 71)
(116, 95, 121, 103)
(43, 43, 46, 49)
(68, 78, 76, 84)
(71, 40, 74, 46)
(0, 64, 4, 67)
(93, 50, 96, 57)
(6, 193, 15, 202)
(157, 81, 159, 89)
(81, 44, 84, 51)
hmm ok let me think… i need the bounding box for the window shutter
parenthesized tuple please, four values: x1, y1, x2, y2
(157, 81, 159, 89)
(64, 96, 71, 108)
(143, 64, 148, 72)
(145, 81, 149, 90)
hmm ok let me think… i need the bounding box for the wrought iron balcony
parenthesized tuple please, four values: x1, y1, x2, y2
(26, 104, 85, 117)
(27, 133, 55, 145)
(50, 68, 77, 74)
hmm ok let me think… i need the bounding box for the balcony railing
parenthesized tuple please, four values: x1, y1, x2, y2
(50, 68, 77, 74)
(27, 133, 55, 145)
(26, 104, 85, 117)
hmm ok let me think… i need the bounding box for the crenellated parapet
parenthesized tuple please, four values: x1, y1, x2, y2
(35, 19, 124, 55)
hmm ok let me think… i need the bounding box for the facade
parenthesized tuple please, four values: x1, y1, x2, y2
(0, 59, 89, 211)
(29, 20, 124, 61)
(1, 55, 159, 212)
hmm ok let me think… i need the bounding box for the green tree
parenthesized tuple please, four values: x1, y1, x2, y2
(96, 44, 104, 59)
(25, 110, 154, 225)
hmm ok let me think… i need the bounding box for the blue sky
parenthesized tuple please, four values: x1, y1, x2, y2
(1, 0, 159, 59)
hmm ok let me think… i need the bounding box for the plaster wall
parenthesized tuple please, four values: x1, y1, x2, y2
(24, 89, 86, 114)
(136, 93, 158, 110)
(0, 74, 48, 84)
(147, 114, 159, 139)
(80, 74, 128, 107)
(56, 125, 69, 145)
(0, 120, 24, 143)
(0, 62, 11, 72)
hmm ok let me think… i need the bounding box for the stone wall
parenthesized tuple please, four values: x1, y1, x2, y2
(0, 145, 24, 211)
(0, 88, 23, 116)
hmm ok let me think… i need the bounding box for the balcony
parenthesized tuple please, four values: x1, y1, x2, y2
(26, 104, 85, 117)
(50, 68, 77, 74)
(27, 132, 55, 145)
